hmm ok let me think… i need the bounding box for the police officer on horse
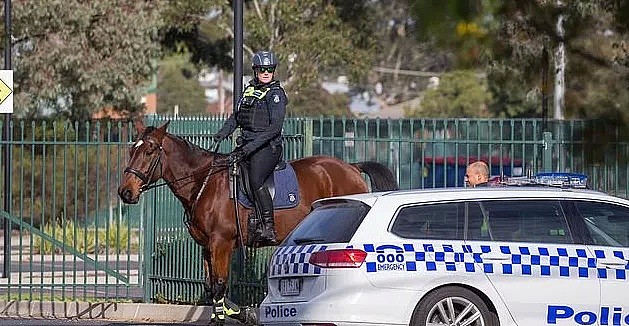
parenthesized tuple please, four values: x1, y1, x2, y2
(213, 50, 287, 245)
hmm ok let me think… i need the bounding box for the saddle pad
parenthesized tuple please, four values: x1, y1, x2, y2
(237, 163, 300, 209)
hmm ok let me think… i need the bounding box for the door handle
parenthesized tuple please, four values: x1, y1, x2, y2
(480, 253, 511, 261)
(597, 258, 628, 268)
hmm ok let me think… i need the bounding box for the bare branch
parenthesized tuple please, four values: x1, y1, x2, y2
(253, 0, 263, 20)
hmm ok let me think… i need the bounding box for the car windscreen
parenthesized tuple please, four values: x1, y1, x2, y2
(282, 200, 371, 246)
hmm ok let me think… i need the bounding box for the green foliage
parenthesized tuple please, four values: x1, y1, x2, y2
(5, 0, 165, 120)
(289, 87, 352, 117)
(487, 62, 541, 118)
(33, 220, 132, 255)
(405, 70, 492, 118)
(410, 0, 501, 67)
(205, 0, 376, 96)
(157, 53, 209, 115)
(493, 0, 629, 121)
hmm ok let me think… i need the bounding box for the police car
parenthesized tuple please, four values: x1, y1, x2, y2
(260, 173, 629, 325)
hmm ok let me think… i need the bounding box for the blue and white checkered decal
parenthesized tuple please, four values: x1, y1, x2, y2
(269, 244, 335, 277)
(269, 243, 629, 280)
(363, 243, 629, 280)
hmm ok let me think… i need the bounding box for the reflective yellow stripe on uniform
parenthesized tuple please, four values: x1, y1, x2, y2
(243, 86, 270, 99)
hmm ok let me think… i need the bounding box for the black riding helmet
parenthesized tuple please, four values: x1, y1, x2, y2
(252, 51, 278, 70)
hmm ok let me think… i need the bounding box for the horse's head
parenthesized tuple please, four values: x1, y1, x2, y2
(118, 119, 170, 204)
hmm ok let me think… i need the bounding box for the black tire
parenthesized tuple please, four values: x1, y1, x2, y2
(410, 286, 499, 326)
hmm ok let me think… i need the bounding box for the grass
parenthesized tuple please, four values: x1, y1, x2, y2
(32, 220, 140, 255)
(2, 292, 137, 303)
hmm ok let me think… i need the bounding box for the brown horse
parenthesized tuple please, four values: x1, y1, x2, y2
(117, 120, 398, 324)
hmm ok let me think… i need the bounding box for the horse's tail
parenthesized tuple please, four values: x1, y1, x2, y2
(352, 162, 399, 192)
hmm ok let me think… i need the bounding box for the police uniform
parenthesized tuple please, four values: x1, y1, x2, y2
(215, 76, 287, 244)
(223, 79, 287, 185)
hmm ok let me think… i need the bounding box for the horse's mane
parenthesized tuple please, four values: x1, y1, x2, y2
(165, 132, 228, 159)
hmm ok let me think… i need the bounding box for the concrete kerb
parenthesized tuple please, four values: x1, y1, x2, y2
(0, 300, 213, 323)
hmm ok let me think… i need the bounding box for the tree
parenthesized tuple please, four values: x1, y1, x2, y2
(201, 0, 375, 114)
(2, 0, 165, 120)
(289, 86, 352, 117)
(494, 0, 629, 122)
(405, 70, 492, 118)
(410, 0, 501, 68)
(157, 53, 209, 116)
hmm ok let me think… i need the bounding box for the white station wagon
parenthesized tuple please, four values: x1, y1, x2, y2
(260, 178, 629, 326)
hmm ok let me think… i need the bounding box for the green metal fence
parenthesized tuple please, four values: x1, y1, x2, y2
(0, 119, 139, 302)
(1, 117, 627, 307)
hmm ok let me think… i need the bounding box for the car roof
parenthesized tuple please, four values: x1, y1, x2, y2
(313, 187, 629, 208)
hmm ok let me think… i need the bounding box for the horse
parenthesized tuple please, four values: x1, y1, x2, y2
(117, 120, 399, 324)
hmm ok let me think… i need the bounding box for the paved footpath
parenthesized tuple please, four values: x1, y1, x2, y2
(0, 316, 246, 325)
(0, 317, 208, 325)
(0, 301, 253, 325)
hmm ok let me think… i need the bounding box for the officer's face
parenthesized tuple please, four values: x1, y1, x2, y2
(256, 67, 275, 84)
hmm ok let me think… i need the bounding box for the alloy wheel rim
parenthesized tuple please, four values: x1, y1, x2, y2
(425, 296, 485, 326)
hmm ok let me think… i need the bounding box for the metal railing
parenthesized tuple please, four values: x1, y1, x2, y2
(0, 116, 627, 305)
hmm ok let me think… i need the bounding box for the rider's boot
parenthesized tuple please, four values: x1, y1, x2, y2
(246, 210, 260, 247)
(254, 186, 278, 245)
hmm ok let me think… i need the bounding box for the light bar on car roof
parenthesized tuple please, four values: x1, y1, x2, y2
(533, 172, 588, 189)
(497, 172, 589, 189)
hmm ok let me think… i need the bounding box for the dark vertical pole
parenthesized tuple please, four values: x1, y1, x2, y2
(233, 0, 243, 112)
(541, 46, 549, 132)
(230, 0, 244, 305)
(2, 0, 12, 278)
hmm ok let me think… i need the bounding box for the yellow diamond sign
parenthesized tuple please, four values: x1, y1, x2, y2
(0, 70, 13, 113)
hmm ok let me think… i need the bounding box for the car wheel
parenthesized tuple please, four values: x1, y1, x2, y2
(410, 286, 499, 326)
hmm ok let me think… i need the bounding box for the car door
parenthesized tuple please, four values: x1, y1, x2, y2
(466, 199, 601, 325)
(369, 201, 488, 291)
(572, 200, 629, 323)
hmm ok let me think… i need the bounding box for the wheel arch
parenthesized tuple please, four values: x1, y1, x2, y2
(411, 283, 500, 324)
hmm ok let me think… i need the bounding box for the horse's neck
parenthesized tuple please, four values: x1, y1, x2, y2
(162, 137, 216, 208)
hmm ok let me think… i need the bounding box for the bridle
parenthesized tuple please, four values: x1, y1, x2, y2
(123, 136, 230, 194)
(123, 137, 164, 193)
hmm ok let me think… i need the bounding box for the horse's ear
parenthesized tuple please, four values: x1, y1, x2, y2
(154, 121, 170, 142)
(133, 119, 146, 134)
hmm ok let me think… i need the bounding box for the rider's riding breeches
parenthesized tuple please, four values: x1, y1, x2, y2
(247, 144, 282, 190)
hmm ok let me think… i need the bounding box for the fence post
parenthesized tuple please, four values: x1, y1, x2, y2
(303, 118, 313, 157)
(542, 131, 553, 172)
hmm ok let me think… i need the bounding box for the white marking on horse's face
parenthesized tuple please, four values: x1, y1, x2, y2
(134, 140, 144, 148)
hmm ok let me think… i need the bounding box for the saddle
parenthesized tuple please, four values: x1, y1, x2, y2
(236, 160, 299, 209)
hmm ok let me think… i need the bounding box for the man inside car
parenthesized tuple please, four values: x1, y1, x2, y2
(465, 161, 490, 187)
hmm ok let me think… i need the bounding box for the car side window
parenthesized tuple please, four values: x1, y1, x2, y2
(574, 201, 629, 247)
(465, 202, 491, 241)
(391, 203, 463, 240)
(479, 200, 573, 244)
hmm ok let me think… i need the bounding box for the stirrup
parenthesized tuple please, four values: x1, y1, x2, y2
(258, 227, 278, 245)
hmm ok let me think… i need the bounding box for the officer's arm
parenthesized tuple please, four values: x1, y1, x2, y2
(215, 99, 240, 138)
(243, 88, 287, 154)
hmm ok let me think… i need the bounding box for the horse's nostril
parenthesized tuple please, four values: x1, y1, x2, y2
(119, 188, 132, 202)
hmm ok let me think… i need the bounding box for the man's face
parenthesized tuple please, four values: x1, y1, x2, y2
(465, 168, 484, 187)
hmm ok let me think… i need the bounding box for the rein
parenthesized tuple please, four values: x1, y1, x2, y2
(129, 139, 230, 193)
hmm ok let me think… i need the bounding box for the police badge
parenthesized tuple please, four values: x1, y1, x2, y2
(273, 94, 280, 103)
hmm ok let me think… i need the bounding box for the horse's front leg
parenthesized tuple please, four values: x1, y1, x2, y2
(206, 237, 243, 325)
